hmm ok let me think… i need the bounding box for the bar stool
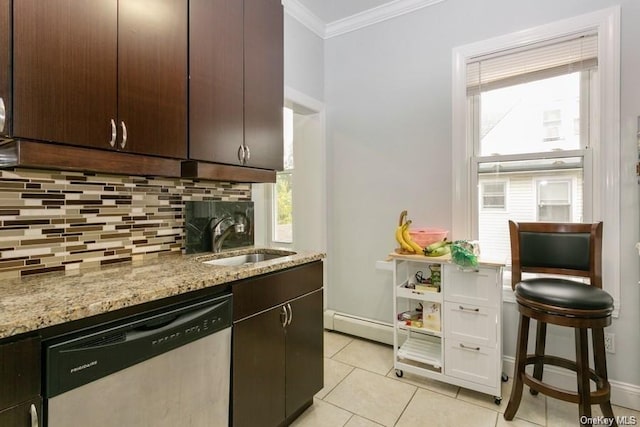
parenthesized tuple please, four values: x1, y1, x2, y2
(504, 221, 616, 426)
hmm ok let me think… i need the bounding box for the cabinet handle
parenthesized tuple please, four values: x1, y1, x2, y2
(411, 290, 424, 295)
(459, 305, 479, 312)
(0, 97, 5, 133)
(120, 121, 128, 149)
(280, 305, 288, 327)
(29, 403, 39, 427)
(459, 343, 480, 351)
(109, 119, 116, 147)
(286, 303, 293, 326)
(244, 145, 251, 162)
(237, 145, 245, 163)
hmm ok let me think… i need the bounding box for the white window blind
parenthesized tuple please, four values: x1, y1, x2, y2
(467, 33, 597, 94)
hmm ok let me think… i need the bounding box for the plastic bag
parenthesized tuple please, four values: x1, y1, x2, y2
(450, 240, 480, 269)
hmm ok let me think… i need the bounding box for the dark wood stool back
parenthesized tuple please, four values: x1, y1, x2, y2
(504, 221, 615, 426)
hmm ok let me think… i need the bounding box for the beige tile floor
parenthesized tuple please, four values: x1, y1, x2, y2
(292, 331, 640, 427)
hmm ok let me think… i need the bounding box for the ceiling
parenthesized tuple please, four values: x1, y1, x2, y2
(295, 0, 395, 23)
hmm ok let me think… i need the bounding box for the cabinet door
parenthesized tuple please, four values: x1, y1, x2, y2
(0, 397, 42, 427)
(117, 0, 187, 159)
(285, 289, 324, 418)
(0, 336, 41, 411)
(0, 0, 10, 136)
(189, 0, 244, 165)
(244, 0, 284, 170)
(232, 306, 286, 427)
(13, 0, 118, 149)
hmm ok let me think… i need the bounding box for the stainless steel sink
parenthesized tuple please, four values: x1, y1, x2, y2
(202, 252, 293, 267)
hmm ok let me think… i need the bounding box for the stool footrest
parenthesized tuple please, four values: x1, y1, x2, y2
(523, 355, 611, 404)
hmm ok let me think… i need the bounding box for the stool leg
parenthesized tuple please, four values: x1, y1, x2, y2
(530, 321, 547, 396)
(593, 327, 616, 426)
(505, 314, 530, 421)
(575, 328, 592, 424)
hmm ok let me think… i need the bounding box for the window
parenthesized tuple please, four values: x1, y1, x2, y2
(452, 7, 621, 312)
(542, 109, 563, 141)
(469, 35, 594, 261)
(273, 107, 294, 243)
(537, 179, 571, 221)
(481, 181, 506, 209)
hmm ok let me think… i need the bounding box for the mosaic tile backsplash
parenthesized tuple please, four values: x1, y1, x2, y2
(0, 168, 251, 279)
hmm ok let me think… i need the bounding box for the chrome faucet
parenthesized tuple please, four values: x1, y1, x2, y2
(210, 212, 249, 252)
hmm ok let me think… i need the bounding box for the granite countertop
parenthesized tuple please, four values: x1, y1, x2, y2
(0, 248, 325, 340)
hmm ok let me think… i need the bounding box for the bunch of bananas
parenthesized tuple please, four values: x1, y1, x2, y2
(395, 210, 450, 257)
(394, 210, 424, 254)
(423, 239, 451, 257)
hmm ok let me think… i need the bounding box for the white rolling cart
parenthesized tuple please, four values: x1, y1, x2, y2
(390, 252, 507, 404)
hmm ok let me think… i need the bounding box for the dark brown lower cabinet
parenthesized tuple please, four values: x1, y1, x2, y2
(232, 263, 324, 427)
(0, 336, 42, 427)
(0, 397, 42, 427)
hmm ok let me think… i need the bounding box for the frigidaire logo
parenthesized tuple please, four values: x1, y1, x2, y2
(70, 360, 98, 374)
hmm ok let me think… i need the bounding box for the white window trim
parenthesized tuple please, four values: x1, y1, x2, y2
(452, 7, 621, 316)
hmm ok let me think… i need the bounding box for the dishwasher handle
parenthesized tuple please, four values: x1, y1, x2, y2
(125, 299, 228, 343)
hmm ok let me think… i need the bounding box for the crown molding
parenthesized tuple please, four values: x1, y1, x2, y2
(325, 0, 446, 39)
(282, 0, 326, 39)
(283, 0, 446, 40)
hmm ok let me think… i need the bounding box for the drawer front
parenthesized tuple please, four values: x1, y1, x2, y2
(444, 302, 497, 347)
(444, 338, 498, 387)
(443, 266, 500, 308)
(232, 261, 323, 321)
(0, 336, 41, 410)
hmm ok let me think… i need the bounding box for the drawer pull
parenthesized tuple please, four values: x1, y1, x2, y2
(411, 290, 424, 295)
(459, 343, 480, 351)
(459, 305, 480, 312)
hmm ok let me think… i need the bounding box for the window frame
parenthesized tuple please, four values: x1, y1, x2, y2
(451, 7, 621, 314)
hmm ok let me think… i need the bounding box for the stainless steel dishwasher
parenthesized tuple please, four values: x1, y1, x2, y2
(44, 293, 232, 427)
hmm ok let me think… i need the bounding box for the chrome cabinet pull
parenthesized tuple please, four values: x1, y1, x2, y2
(109, 119, 116, 147)
(0, 97, 5, 133)
(286, 303, 293, 326)
(244, 145, 250, 162)
(459, 343, 480, 351)
(237, 145, 245, 163)
(29, 403, 39, 427)
(280, 305, 287, 327)
(120, 121, 127, 148)
(459, 305, 480, 312)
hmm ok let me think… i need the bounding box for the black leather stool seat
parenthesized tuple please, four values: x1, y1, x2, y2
(516, 278, 614, 311)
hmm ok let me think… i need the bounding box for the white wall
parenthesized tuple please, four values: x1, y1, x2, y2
(323, 0, 640, 388)
(284, 14, 325, 101)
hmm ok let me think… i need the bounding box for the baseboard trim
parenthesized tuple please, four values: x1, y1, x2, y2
(324, 309, 640, 411)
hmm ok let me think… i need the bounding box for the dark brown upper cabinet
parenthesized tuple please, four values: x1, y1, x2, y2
(189, 0, 283, 171)
(243, 0, 284, 171)
(0, 0, 10, 137)
(12, 0, 187, 159)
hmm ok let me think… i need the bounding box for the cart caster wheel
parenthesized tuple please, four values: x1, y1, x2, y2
(501, 373, 509, 382)
(395, 369, 403, 378)
(494, 397, 502, 405)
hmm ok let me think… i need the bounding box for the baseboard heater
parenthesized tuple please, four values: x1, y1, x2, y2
(323, 310, 394, 345)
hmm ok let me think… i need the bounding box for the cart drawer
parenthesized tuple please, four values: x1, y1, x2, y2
(444, 302, 497, 347)
(444, 338, 498, 387)
(443, 266, 500, 308)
